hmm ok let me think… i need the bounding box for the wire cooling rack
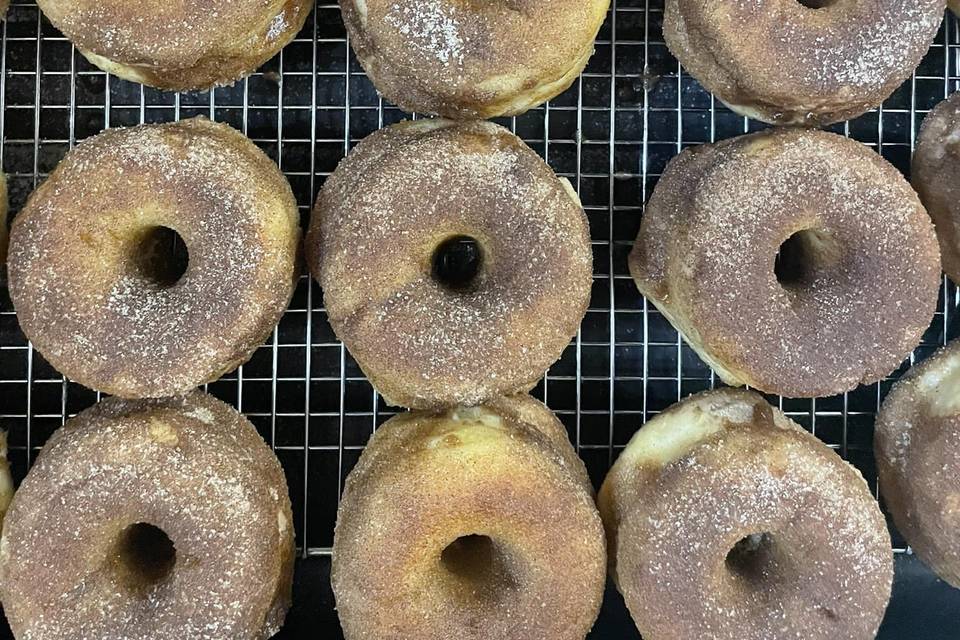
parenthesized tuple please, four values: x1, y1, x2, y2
(0, 1, 959, 638)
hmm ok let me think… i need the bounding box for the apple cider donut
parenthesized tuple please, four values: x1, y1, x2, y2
(663, 0, 944, 126)
(307, 119, 592, 409)
(875, 339, 960, 588)
(8, 117, 300, 399)
(331, 395, 606, 640)
(630, 128, 941, 398)
(36, 0, 312, 91)
(914, 91, 960, 284)
(599, 388, 894, 640)
(339, 0, 610, 119)
(0, 391, 295, 640)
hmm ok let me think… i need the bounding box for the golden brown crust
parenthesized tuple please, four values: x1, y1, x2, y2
(36, 0, 312, 91)
(0, 391, 295, 640)
(339, 0, 609, 119)
(914, 91, 960, 284)
(0, 0, 8, 19)
(630, 128, 940, 398)
(952, 0, 960, 14)
(0, 432, 12, 529)
(307, 120, 593, 409)
(331, 395, 605, 640)
(599, 389, 893, 640)
(664, 0, 944, 126)
(875, 340, 960, 588)
(8, 117, 300, 399)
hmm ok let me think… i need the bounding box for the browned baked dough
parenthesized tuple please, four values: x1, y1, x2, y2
(0, 391, 295, 640)
(599, 388, 893, 640)
(0, 431, 12, 528)
(875, 340, 960, 588)
(952, 0, 960, 14)
(332, 394, 606, 640)
(664, 0, 944, 126)
(630, 128, 940, 397)
(0, 0, 8, 19)
(36, 0, 313, 91)
(340, 0, 609, 119)
(8, 117, 300, 399)
(307, 119, 592, 409)
(915, 91, 960, 284)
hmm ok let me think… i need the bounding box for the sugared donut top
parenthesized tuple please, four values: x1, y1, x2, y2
(600, 389, 894, 640)
(631, 128, 941, 397)
(308, 119, 593, 408)
(665, 0, 944, 124)
(340, 0, 609, 117)
(0, 392, 294, 640)
(875, 340, 960, 586)
(37, 0, 310, 89)
(8, 117, 300, 398)
(914, 91, 960, 284)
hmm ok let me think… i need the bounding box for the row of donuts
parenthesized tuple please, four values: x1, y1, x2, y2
(0, 100, 957, 640)
(25, 0, 960, 126)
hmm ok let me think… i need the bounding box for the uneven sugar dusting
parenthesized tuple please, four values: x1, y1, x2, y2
(7, 118, 299, 398)
(307, 121, 593, 408)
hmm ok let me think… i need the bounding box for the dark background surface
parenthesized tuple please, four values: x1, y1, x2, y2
(0, 0, 959, 637)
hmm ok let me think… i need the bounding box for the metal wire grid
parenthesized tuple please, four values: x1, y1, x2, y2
(0, 0, 958, 564)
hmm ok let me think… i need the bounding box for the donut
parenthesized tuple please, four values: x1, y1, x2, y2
(0, 391, 295, 639)
(952, 0, 960, 14)
(630, 128, 941, 398)
(307, 119, 592, 409)
(331, 394, 606, 640)
(663, 0, 944, 126)
(598, 388, 893, 640)
(914, 91, 960, 284)
(339, 0, 609, 119)
(875, 339, 960, 587)
(35, 0, 312, 91)
(8, 117, 300, 399)
(0, 431, 13, 528)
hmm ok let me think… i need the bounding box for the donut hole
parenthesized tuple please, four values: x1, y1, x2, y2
(112, 522, 176, 593)
(796, 0, 838, 8)
(440, 534, 517, 601)
(725, 532, 776, 583)
(432, 236, 484, 291)
(774, 228, 840, 290)
(133, 226, 189, 288)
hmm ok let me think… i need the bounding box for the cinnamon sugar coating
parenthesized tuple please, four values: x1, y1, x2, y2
(36, 0, 312, 91)
(630, 128, 940, 398)
(331, 394, 606, 640)
(599, 388, 893, 640)
(875, 339, 960, 588)
(339, 0, 609, 119)
(8, 117, 300, 399)
(307, 119, 593, 409)
(914, 91, 960, 284)
(664, 0, 944, 126)
(0, 391, 295, 640)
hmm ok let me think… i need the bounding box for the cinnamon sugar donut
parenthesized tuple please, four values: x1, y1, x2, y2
(36, 0, 312, 91)
(340, 0, 610, 119)
(8, 117, 300, 398)
(0, 431, 12, 528)
(914, 91, 960, 284)
(332, 394, 606, 640)
(599, 388, 894, 640)
(0, 391, 295, 640)
(952, 0, 960, 14)
(875, 339, 960, 588)
(306, 119, 592, 409)
(630, 128, 941, 398)
(664, 0, 944, 126)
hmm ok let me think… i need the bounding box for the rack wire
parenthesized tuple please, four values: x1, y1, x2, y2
(0, 1, 958, 636)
